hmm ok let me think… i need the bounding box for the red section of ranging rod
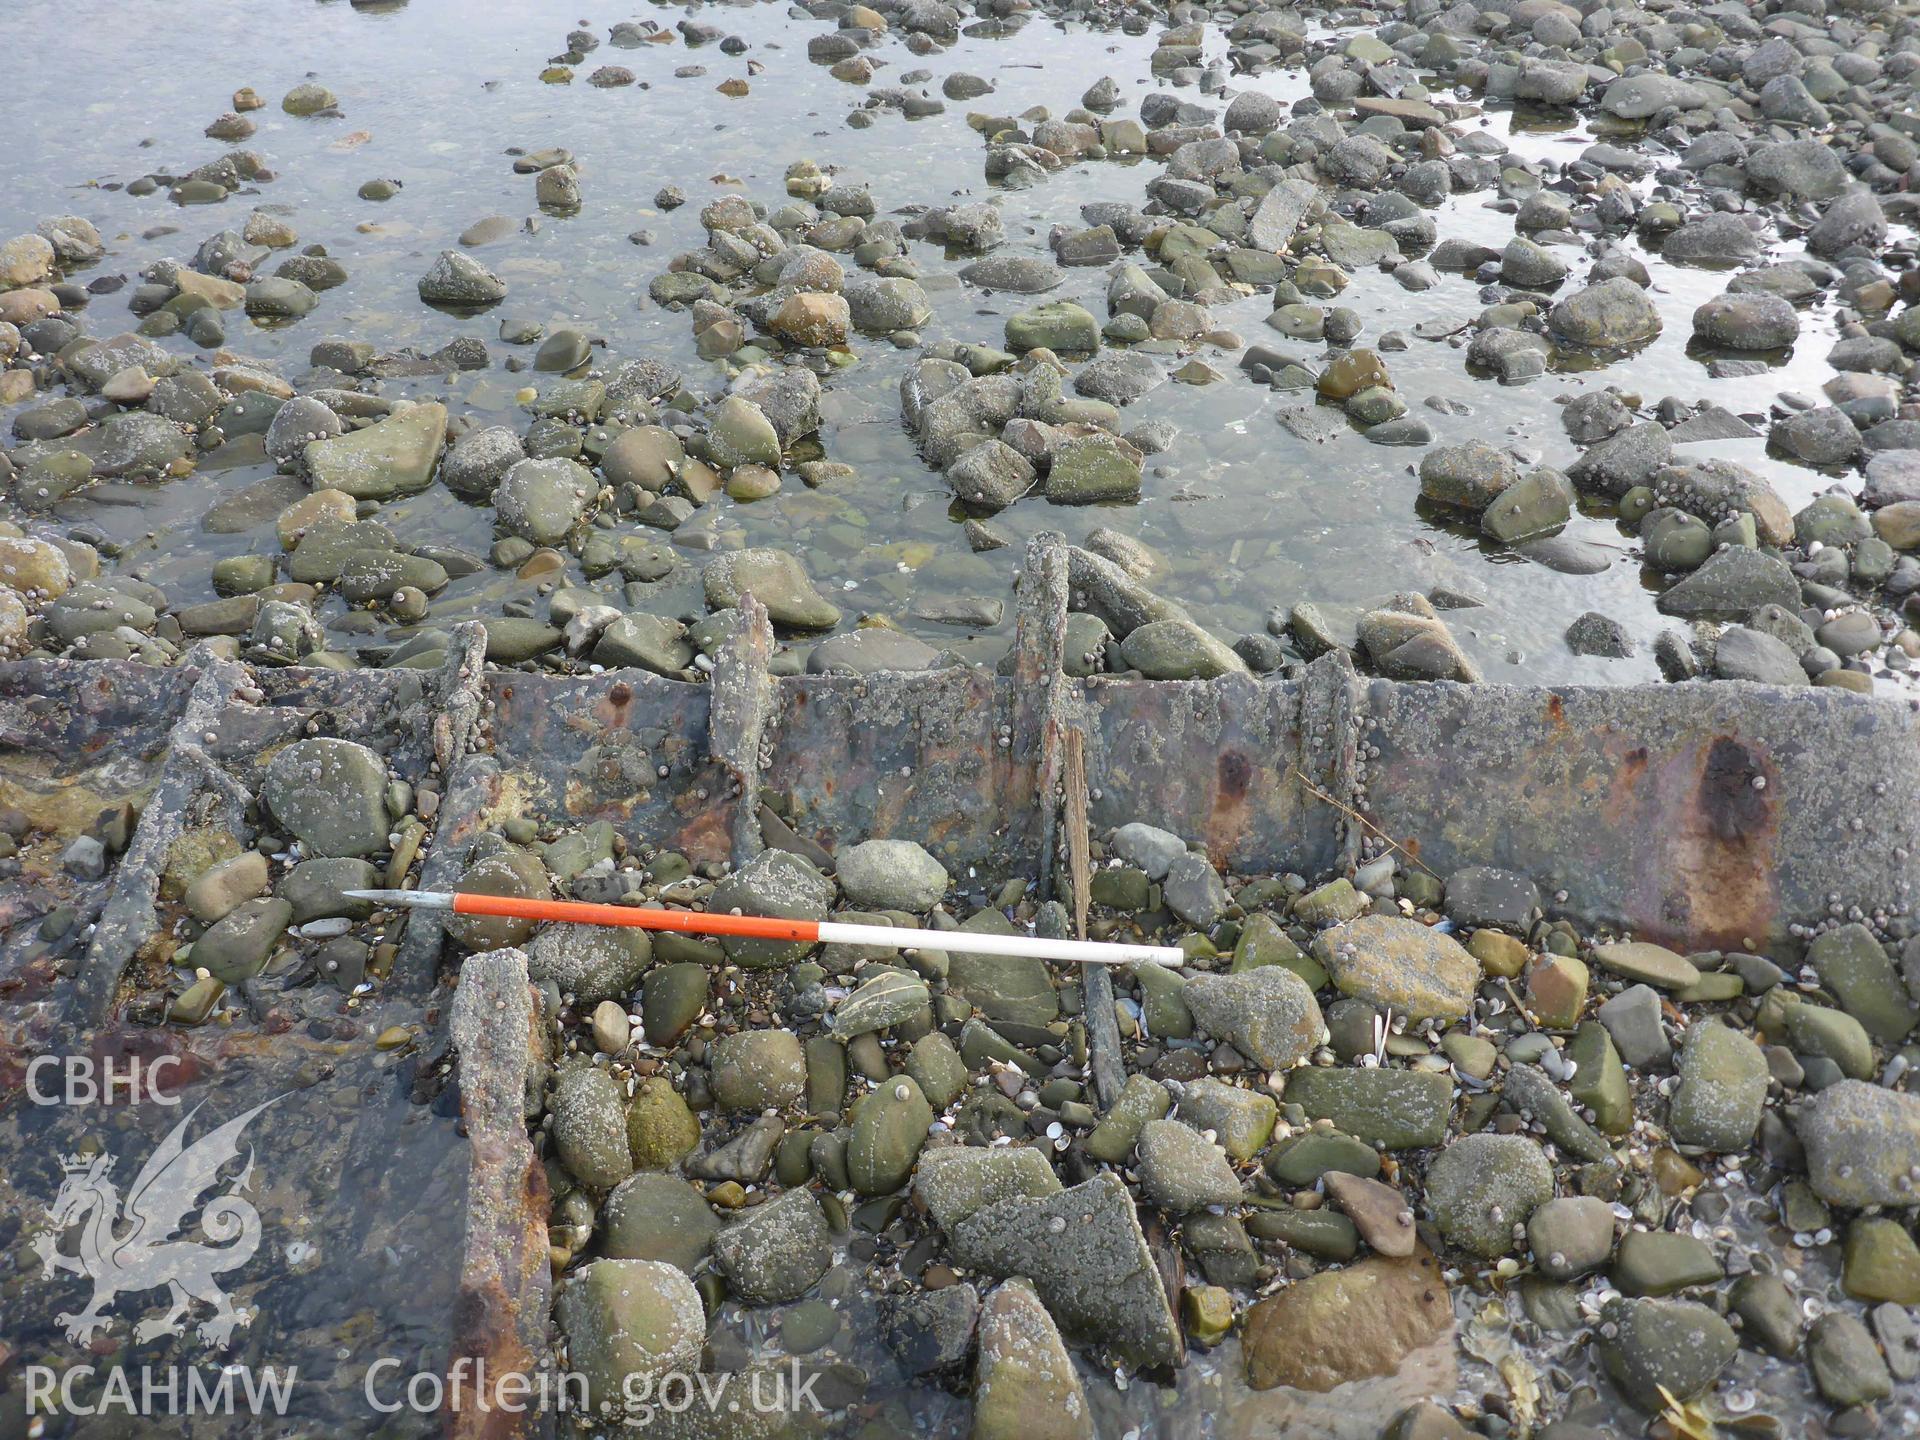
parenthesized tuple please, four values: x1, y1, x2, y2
(452, 891, 822, 942)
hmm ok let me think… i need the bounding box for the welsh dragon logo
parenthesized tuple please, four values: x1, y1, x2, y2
(32, 1098, 278, 1348)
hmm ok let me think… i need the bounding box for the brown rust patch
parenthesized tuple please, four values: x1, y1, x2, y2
(1205, 750, 1255, 864)
(1596, 745, 1651, 827)
(593, 679, 635, 730)
(672, 805, 731, 865)
(1544, 693, 1566, 731)
(1656, 735, 1778, 946)
(1597, 748, 1658, 829)
(1699, 735, 1769, 841)
(445, 1136, 551, 1440)
(1218, 751, 1252, 801)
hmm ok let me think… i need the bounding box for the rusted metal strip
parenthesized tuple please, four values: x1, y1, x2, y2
(761, 665, 1025, 875)
(398, 755, 501, 994)
(401, 659, 732, 988)
(1066, 728, 1124, 1110)
(395, 624, 490, 993)
(1014, 535, 1071, 904)
(707, 593, 775, 873)
(70, 649, 252, 1025)
(446, 947, 553, 1440)
(1296, 649, 1366, 876)
(0, 659, 194, 1056)
(430, 622, 491, 780)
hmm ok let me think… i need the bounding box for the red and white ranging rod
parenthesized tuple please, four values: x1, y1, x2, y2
(345, 889, 1185, 967)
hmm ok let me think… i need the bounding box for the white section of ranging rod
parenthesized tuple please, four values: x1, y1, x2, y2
(815, 920, 1183, 967)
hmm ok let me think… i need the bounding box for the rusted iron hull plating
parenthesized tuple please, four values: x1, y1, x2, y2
(1353, 680, 1920, 951)
(1, 543, 1914, 1030)
(1068, 666, 1920, 952)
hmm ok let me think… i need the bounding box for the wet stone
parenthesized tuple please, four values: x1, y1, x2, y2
(1597, 985, 1671, 1070)
(1424, 1134, 1554, 1258)
(1086, 1073, 1172, 1164)
(1312, 913, 1479, 1021)
(1842, 1217, 1920, 1305)
(260, 738, 389, 858)
(1527, 1195, 1615, 1280)
(1174, 1077, 1275, 1162)
(712, 1188, 833, 1303)
(948, 1172, 1181, 1370)
(1324, 1172, 1416, 1258)
(528, 923, 652, 1006)
(444, 848, 549, 952)
(1589, 941, 1699, 991)
(847, 1075, 932, 1195)
(1807, 1312, 1893, 1408)
(1807, 922, 1917, 1045)
(972, 1279, 1091, 1440)
(883, 1283, 979, 1377)
(552, 1063, 634, 1192)
(1242, 1250, 1452, 1393)
(1598, 1297, 1736, 1411)
(1283, 1068, 1453, 1149)
(601, 1174, 720, 1273)
(192, 897, 291, 983)
(1184, 966, 1323, 1069)
(627, 1078, 702, 1170)
(1612, 1231, 1722, 1297)
(710, 1030, 806, 1111)
(835, 838, 948, 912)
(1136, 1118, 1240, 1213)
(1730, 1273, 1803, 1358)
(915, 1145, 1061, 1233)
(419, 250, 507, 307)
(1873, 1303, 1920, 1382)
(1797, 1081, 1920, 1207)
(1444, 867, 1541, 932)
(1668, 1021, 1767, 1151)
(554, 1259, 704, 1411)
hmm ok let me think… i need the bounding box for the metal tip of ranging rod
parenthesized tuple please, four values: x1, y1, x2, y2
(341, 889, 453, 909)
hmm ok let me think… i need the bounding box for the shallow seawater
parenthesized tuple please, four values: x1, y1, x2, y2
(0, 0, 1881, 685)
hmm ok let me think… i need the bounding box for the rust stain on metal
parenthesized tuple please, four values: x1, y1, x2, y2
(1599, 746, 1651, 824)
(596, 680, 634, 728)
(1655, 735, 1778, 947)
(671, 801, 731, 865)
(1699, 736, 1770, 839)
(1545, 693, 1566, 731)
(444, 1152, 550, 1440)
(1205, 749, 1254, 864)
(446, 957, 552, 1440)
